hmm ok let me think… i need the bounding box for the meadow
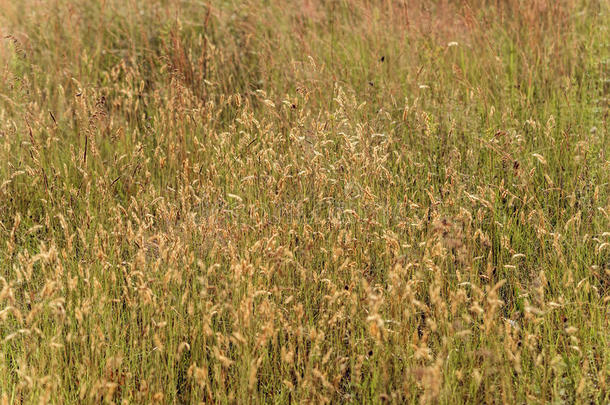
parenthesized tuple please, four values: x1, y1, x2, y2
(0, 0, 608, 403)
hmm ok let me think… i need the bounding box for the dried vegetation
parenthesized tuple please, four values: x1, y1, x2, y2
(0, 0, 608, 403)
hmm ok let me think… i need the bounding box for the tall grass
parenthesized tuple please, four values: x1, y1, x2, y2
(0, 0, 608, 403)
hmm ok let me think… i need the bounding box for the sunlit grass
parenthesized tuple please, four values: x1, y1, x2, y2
(0, 0, 608, 403)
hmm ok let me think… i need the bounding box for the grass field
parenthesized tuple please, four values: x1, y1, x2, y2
(0, 0, 608, 403)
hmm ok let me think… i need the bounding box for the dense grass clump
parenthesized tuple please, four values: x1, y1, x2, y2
(0, 0, 608, 403)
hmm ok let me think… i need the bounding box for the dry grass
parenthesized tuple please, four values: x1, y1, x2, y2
(0, 0, 608, 403)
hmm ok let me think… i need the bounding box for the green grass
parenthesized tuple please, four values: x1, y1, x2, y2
(0, 0, 608, 403)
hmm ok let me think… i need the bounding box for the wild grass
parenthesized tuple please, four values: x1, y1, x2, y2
(0, 0, 608, 403)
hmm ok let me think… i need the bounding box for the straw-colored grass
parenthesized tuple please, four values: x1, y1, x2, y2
(0, 0, 608, 403)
